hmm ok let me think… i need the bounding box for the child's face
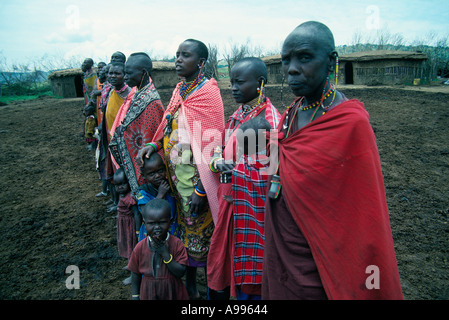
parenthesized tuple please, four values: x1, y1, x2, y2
(143, 208, 170, 241)
(113, 172, 130, 195)
(230, 63, 260, 104)
(141, 158, 166, 187)
(83, 107, 93, 117)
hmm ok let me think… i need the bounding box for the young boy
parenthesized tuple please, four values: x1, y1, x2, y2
(127, 199, 189, 300)
(135, 152, 177, 240)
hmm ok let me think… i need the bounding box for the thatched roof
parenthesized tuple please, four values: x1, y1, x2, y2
(260, 50, 427, 65)
(262, 55, 281, 65)
(48, 61, 175, 80)
(48, 68, 84, 80)
(340, 50, 427, 62)
(152, 61, 175, 71)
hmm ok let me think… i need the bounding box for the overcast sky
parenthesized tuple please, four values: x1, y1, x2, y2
(1, 0, 448, 69)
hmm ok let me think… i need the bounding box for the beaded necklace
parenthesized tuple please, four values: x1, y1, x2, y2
(179, 73, 206, 99)
(164, 73, 207, 136)
(283, 82, 337, 132)
(242, 96, 266, 119)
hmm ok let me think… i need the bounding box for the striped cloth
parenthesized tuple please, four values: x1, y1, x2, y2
(232, 101, 280, 287)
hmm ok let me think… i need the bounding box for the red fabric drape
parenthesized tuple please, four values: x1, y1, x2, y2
(274, 99, 403, 299)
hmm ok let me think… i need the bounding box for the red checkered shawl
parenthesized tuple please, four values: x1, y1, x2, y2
(231, 100, 280, 287)
(207, 98, 279, 293)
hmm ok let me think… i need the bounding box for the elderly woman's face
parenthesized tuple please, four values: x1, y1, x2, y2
(281, 32, 331, 98)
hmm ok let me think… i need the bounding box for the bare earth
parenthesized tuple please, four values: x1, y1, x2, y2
(0, 84, 448, 300)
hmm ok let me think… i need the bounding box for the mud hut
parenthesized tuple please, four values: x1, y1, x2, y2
(262, 50, 428, 86)
(48, 68, 84, 98)
(339, 50, 428, 85)
(48, 62, 178, 98)
(262, 55, 283, 85)
(150, 61, 178, 89)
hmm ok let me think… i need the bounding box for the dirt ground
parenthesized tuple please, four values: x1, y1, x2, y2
(0, 84, 448, 300)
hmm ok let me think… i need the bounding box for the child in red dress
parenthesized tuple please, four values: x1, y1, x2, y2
(127, 199, 189, 300)
(114, 168, 139, 285)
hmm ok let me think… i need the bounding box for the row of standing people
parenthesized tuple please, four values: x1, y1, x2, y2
(81, 21, 403, 300)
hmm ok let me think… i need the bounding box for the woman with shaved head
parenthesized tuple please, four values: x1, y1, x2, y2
(262, 21, 403, 300)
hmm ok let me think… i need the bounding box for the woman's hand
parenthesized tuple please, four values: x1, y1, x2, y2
(137, 145, 155, 167)
(187, 191, 207, 217)
(215, 158, 236, 172)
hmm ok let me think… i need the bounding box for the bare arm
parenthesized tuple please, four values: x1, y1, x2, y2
(131, 272, 142, 300)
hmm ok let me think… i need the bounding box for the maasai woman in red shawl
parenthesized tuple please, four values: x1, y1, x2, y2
(137, 39, 224, 299)
(262, 21, 403, 300)
(207, 58, 280, 300)
(109, 53, 165, 197)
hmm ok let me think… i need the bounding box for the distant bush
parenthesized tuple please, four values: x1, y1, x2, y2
(1, 80, 53, 97)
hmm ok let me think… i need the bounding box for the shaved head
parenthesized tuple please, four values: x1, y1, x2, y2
(128, 52, 153, 74)
(287, 21, 335, 55)
(234, 57, 268, 83)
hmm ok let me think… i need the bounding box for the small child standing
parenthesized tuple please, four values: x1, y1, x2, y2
(136, 152, 178, 241)
(113, 168, 139, 285)
(127, 199, 189, 300)
(83, 104, 97, 151)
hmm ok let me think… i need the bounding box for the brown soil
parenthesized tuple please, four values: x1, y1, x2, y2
(0, 85, 448, 300)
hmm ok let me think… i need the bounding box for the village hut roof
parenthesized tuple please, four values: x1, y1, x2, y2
(340, 50, 427, 62)
(260, 50, 427, 65)
(48, 61, 175, 80)
(48, 68, 84, 80)
(262, 55, 282, 65)
(152, 61, 175, 71)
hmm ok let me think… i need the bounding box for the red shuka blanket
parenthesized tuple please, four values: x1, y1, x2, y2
(273, 99, 403, 299)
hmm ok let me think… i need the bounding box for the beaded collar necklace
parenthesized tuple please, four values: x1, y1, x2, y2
(283, 83, 337, 132)
(179, 73, 206, 99)
(300, 86, 332, 110)
(242, 96, 266, 117)
(164, 74, 206, 136)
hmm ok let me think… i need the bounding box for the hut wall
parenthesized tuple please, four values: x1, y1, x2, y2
(151, 69, 179, 89)
(266, 63, 283, 84)
(341, 59, 425, 85)
(50, 75, 83, 98)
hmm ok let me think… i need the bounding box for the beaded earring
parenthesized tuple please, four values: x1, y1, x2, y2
(335, 56, 339, 86)
(257, 79, 265, 104)
(198, 61, 205, 76)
